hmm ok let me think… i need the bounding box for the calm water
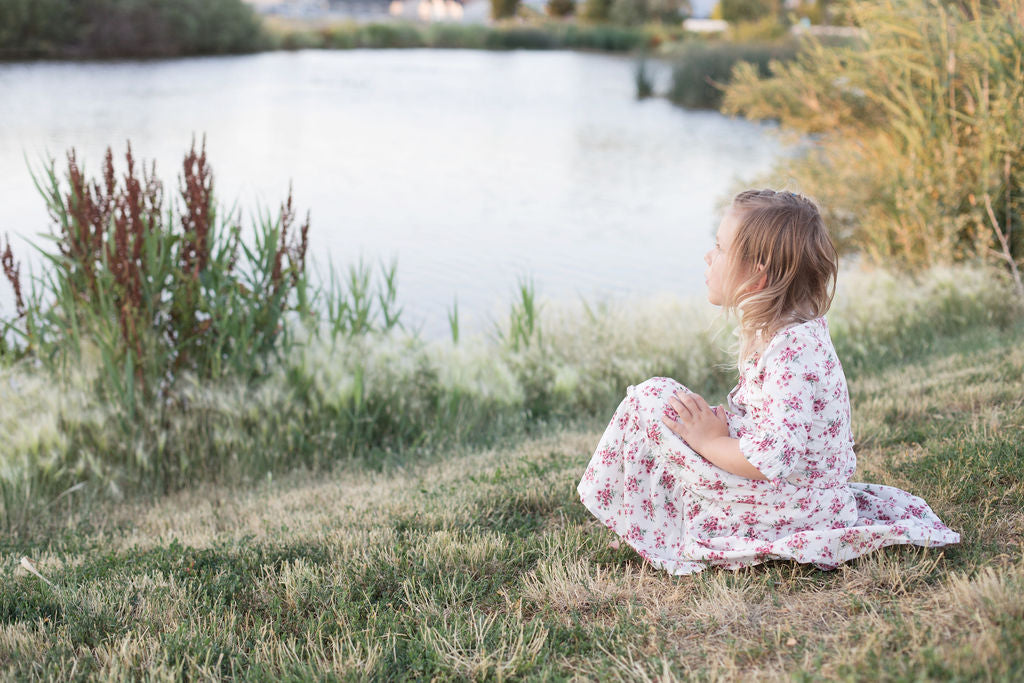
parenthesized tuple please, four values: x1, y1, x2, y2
(0, 50, 781, 335)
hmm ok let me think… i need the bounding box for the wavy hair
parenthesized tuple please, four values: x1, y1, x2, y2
(723, 189, 838, 362)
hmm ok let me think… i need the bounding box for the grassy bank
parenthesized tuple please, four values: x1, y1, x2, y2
(2, 312, 1022, 678)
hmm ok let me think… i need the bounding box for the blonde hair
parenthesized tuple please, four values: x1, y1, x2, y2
(723, 189, 838, 362)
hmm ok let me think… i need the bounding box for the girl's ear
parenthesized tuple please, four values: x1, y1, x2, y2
(752, 264, 768, 293)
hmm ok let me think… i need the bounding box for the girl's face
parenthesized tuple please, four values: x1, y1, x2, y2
(704, 208, 743, 306)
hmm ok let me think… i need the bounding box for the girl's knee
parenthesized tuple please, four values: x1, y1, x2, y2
(630, 377, 690, 400)
(628, 377, 692, 427)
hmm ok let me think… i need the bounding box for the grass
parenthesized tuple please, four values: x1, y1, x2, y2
(2, 290, 1023, 678)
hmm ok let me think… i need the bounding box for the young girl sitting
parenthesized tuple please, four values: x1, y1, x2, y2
(577, 189, 959, 574)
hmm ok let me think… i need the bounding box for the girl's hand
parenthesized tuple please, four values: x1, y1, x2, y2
(661, 391, 729, 455)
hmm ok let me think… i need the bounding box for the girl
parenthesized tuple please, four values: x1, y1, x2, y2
(577, 189, 959, 574)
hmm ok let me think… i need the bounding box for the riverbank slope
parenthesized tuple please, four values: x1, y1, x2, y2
(3, 319, 1022, 678)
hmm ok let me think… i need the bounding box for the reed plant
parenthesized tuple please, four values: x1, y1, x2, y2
(21, 142, 310, 407)
(723, 0, 1024, 284)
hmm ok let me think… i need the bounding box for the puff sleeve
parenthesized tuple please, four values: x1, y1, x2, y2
(737, 332, 817, 481)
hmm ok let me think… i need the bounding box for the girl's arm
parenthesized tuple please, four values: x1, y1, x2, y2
(661, 392, 768, 480)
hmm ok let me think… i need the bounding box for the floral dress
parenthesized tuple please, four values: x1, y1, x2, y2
(577, 317, 959, 574)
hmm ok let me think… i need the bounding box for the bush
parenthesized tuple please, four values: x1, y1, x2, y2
(0, 0, 268, 59)
(358, 22, 426, 48)
(580, 0, 612, 21)
(716, 0, 777, 23)
(491, 0, 521, 19)
(426, 23, 490, 49)
(562, 22, 652, 50)
(667, 39, 798, 109)
(0, 0, 79, 58)
(485, 26, 560, 50)
(723, 0, 1024, 277)
(648, 0, 689, 23)
(610, 0, 647, 25)
(546, 0, 576, 17)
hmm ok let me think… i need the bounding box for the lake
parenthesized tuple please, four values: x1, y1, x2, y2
(0, 49, 781, 336)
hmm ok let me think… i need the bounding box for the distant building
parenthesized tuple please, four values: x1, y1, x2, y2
(690, 0, 717, 18)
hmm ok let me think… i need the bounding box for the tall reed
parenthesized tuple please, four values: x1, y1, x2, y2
(723, 0, 1024, 278)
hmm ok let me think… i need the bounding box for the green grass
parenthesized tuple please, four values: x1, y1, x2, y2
(2, 303, 1023, 678)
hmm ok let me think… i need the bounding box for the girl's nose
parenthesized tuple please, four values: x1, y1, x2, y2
(704, 250, 712, 265)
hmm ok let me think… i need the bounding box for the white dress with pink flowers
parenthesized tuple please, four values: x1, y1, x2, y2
(577, 317, 959, 574)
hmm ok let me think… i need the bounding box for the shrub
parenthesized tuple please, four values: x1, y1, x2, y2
(491, 0, 521, 19)
(722, 0, 1024, 280)
(580, 0, 612, 21)
(547, 0, 576, 17)
(485, 26, 559, 50)
(0, 0, 268, 59)
(716, 0, 778, 23)
(610, 0, 647, 25)
(562, 22, 652, 50)
(667, 39, 798, 109)
(0, 0, 79, 58)
(426, 23, 490, 49)
(648, 0, 689, 23)
(358, 22, 426, 48)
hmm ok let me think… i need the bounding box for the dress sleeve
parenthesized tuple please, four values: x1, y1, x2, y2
(737, 332, 816, 481)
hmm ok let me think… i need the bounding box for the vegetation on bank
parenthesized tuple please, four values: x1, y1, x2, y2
(2, 135, 1023, 527)
(264, 17, 676, 52)
(0, 0, 693, 58)
(0, 0, 837, 61)
(0, 0, 266, 59)
(2, 317, 1022, 678)
(664, 38, 799, 108)
(723, 0, 1024, 282)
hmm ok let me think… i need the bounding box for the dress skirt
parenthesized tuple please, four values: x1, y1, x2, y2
(577, 377, 961, 574)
